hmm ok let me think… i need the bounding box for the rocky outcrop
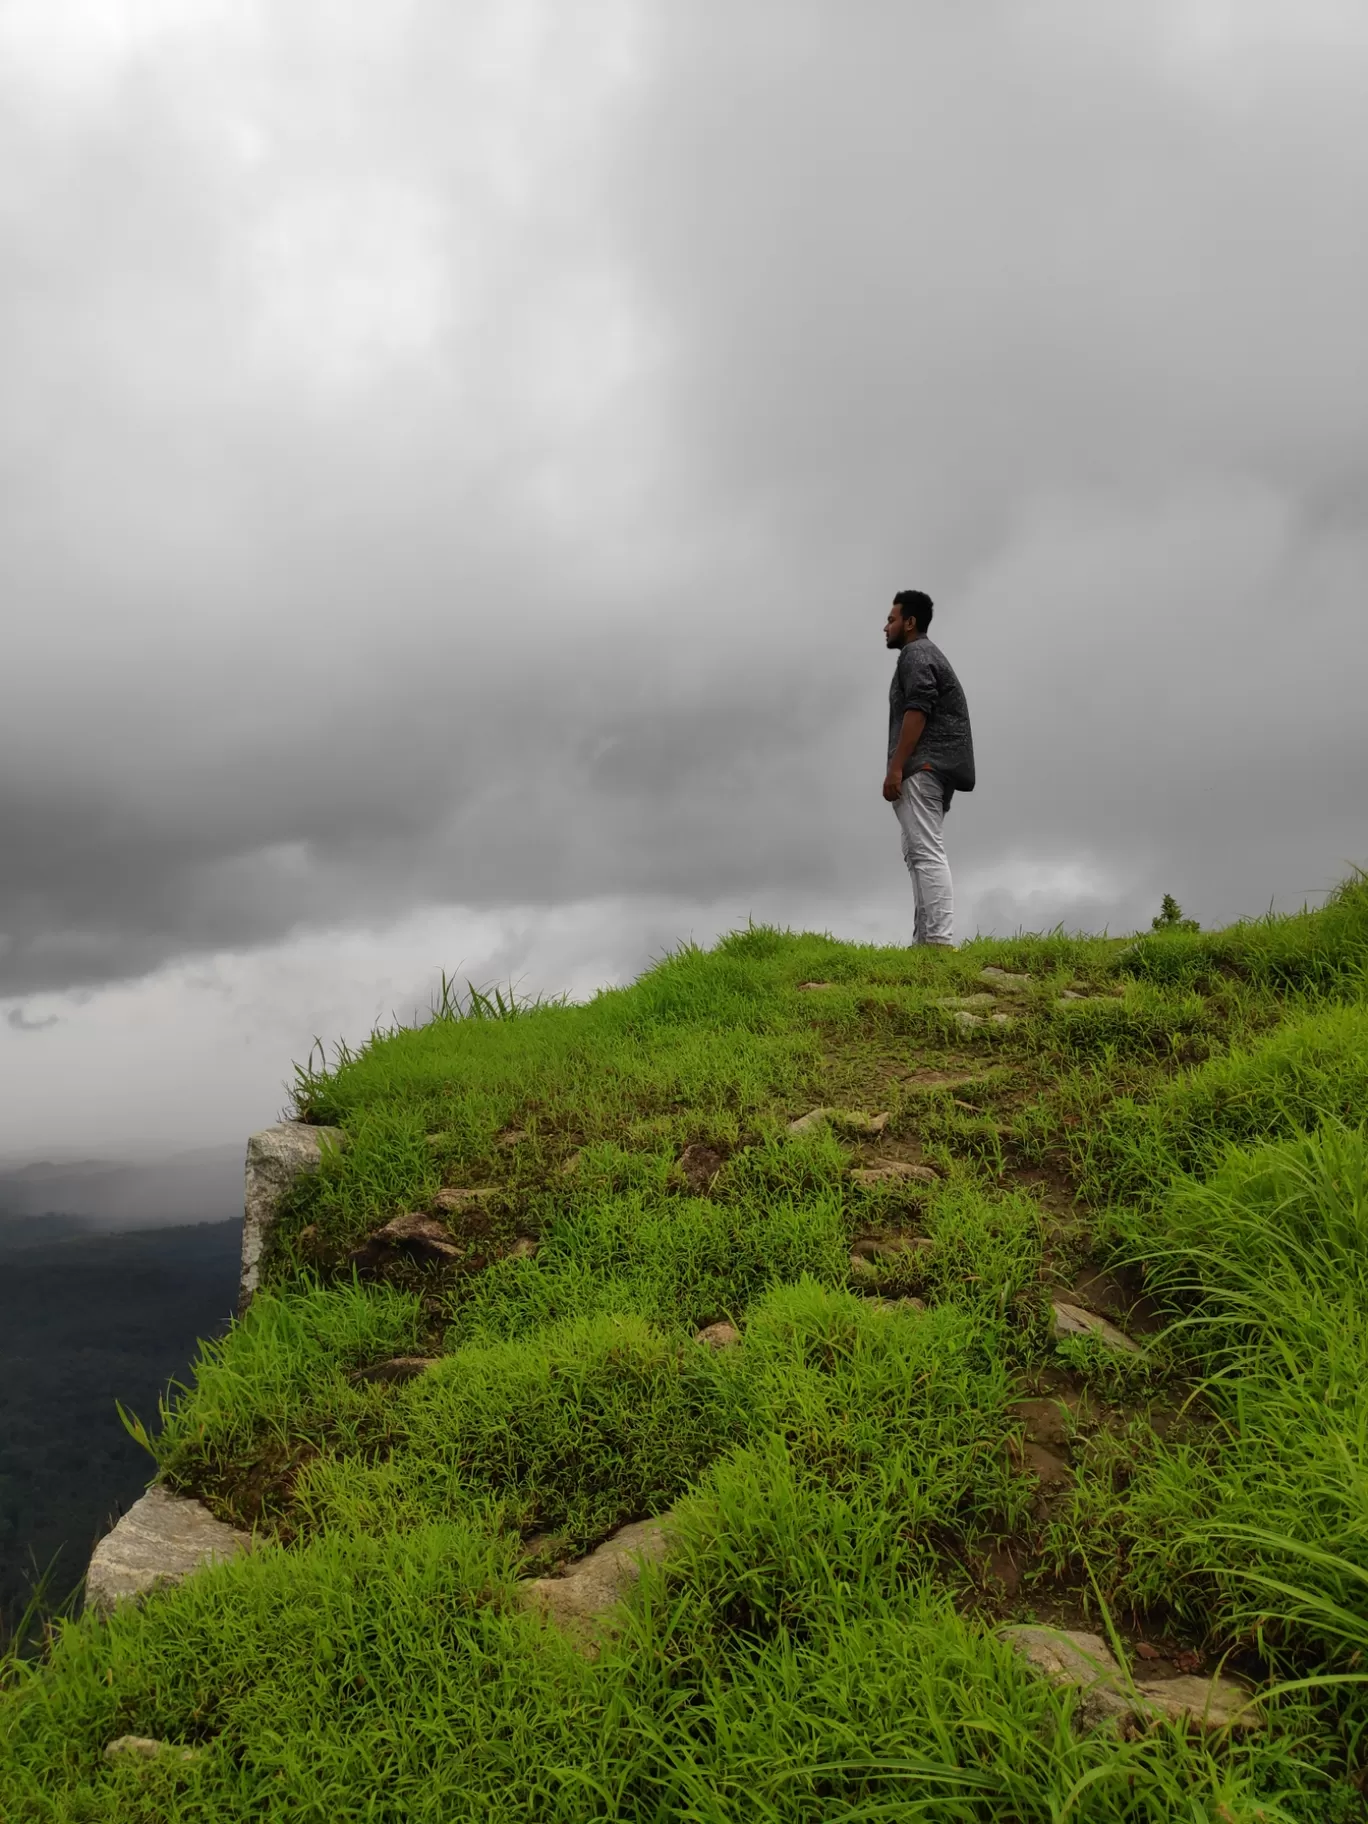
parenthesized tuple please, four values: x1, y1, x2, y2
(105, 1735, 203, 1765)
(520, 1516, 672, 1651)
(695, 1320, 742, 1349)
(347, 1211, 466, 1273)
(850, 1162, 938, 1187)
(85, 1487, 251, 1617)
(850, 1235, 934, 1280)
(1001, 1626, 1256, 1733)
(240, 1121, 344, 1310)
(1050, 1300, 1141, 1354)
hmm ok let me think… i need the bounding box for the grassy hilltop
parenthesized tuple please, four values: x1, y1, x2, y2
(5, 881, 1368, 1820)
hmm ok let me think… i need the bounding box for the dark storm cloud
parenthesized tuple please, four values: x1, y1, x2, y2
(2, 0, 1366, 996)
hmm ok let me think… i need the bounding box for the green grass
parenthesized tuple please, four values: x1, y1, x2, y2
(5, 879, 1368, 1819)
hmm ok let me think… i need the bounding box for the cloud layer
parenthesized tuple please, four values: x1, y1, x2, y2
(2, 0, 1365, 1040)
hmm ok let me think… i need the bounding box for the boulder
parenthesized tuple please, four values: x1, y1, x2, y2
(1001, 1627, 1132, 1727)
(521, 1517, 671, 1649)
(1136, 1673, 1257, 1730)
(695, 1321, 742, 1349)
(348, 1212, 467, 1274)
(788, 1107, 837, 1134)
(980, 967, 1033, 993)
(432, 1186, 492, 1214)
(832, 1110, 891, 1136)
(85, 1487, 250, 1618)
(240, 1121, 344, 1309)
(1051, 1300, 1142, 1354)
(851, 1161, 938, 1187)
(1001, 1626, 1257, 1733)
(850, 1235, 934, 1278)
(105, 1736, 202, 1765)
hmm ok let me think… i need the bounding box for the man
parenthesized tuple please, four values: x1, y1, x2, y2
(882, 588, 975, 947)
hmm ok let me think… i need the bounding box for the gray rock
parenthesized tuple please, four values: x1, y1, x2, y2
(1001, 1626, 1132, 1727)
(870, 1295, 927, 1315)
(1133, 1673, 1258, 1731)
(850, 1235, 934, 1276)
(521, 1516, 671, 1649)
(933, 993, 997, 1010)
(695, 1321, 742, 1349)
(348, 1211, 469, 1274)
(851, 1161, 938, 1187)
(788, 1106, 837, 1134)
(1051, 1300, 1142, 1354)
(105, 1735, 203, 1765)
(832, 1109, 891, 1136)
(1001, 1626, 1257, 1733)
(432, 1186, 492, 1213)
(954, 1009, 1015, 1029)
(979, 967, 1033, 993)
(241, 1121, 344, 1309)
(85, 1487, 250, 1618)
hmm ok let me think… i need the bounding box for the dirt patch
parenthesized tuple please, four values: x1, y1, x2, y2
(678, 1143, 726, 1192)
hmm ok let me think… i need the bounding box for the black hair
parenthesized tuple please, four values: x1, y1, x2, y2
(892, 588, 934, 632)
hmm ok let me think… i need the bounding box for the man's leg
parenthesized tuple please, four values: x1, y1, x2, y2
(894, 770, 954, 946)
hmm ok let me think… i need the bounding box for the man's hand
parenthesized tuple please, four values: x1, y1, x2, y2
(885, 709, 926, 801)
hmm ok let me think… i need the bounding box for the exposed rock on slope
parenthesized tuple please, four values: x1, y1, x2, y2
(85, 1487, 250, 1617)
(240, 1122, 343, 1310)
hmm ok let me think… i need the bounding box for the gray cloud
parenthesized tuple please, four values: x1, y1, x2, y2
(2, 0, 1366, 1000)
(6, 1007, 60, 1032)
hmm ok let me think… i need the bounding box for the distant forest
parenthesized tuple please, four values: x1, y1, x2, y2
(0, 1217, 241, 1640)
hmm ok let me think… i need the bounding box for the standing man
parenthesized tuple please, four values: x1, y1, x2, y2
(882, 589, 975, 947)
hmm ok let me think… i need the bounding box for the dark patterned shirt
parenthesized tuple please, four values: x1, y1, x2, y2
(888, 637, 975, 792)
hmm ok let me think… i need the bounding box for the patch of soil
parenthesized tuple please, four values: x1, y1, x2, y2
(678, 1143, 726, 1193)
(190, 1441, 320, 1539)
(900, 1068, 988, 1091)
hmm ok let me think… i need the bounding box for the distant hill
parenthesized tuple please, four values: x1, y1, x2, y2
(0, 1143, 243, 1234)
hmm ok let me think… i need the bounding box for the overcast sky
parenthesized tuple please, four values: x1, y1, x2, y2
(3, 0, 1367, 1159)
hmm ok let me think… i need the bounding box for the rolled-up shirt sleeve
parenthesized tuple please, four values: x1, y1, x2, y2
(897, 645, 938, 717)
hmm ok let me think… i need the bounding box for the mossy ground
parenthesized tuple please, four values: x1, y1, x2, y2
(5, 882, 1368, 1819)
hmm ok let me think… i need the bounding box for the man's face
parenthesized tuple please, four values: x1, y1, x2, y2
(885, 604, 913, 649)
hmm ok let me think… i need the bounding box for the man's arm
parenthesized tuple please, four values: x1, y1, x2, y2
(883, 709, 926, 801)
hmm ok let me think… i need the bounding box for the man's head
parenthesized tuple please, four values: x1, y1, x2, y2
(885, 589, 933, 648)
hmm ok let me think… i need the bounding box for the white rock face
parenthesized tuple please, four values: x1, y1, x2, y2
(85, 1487, 251, 1617)
(240, 1121, 343, 1309)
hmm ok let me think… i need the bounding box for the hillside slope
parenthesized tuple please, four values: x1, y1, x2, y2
(5, 883, 1368, 1821)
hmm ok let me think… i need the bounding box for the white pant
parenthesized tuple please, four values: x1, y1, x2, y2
(893, 769, 954, 946)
